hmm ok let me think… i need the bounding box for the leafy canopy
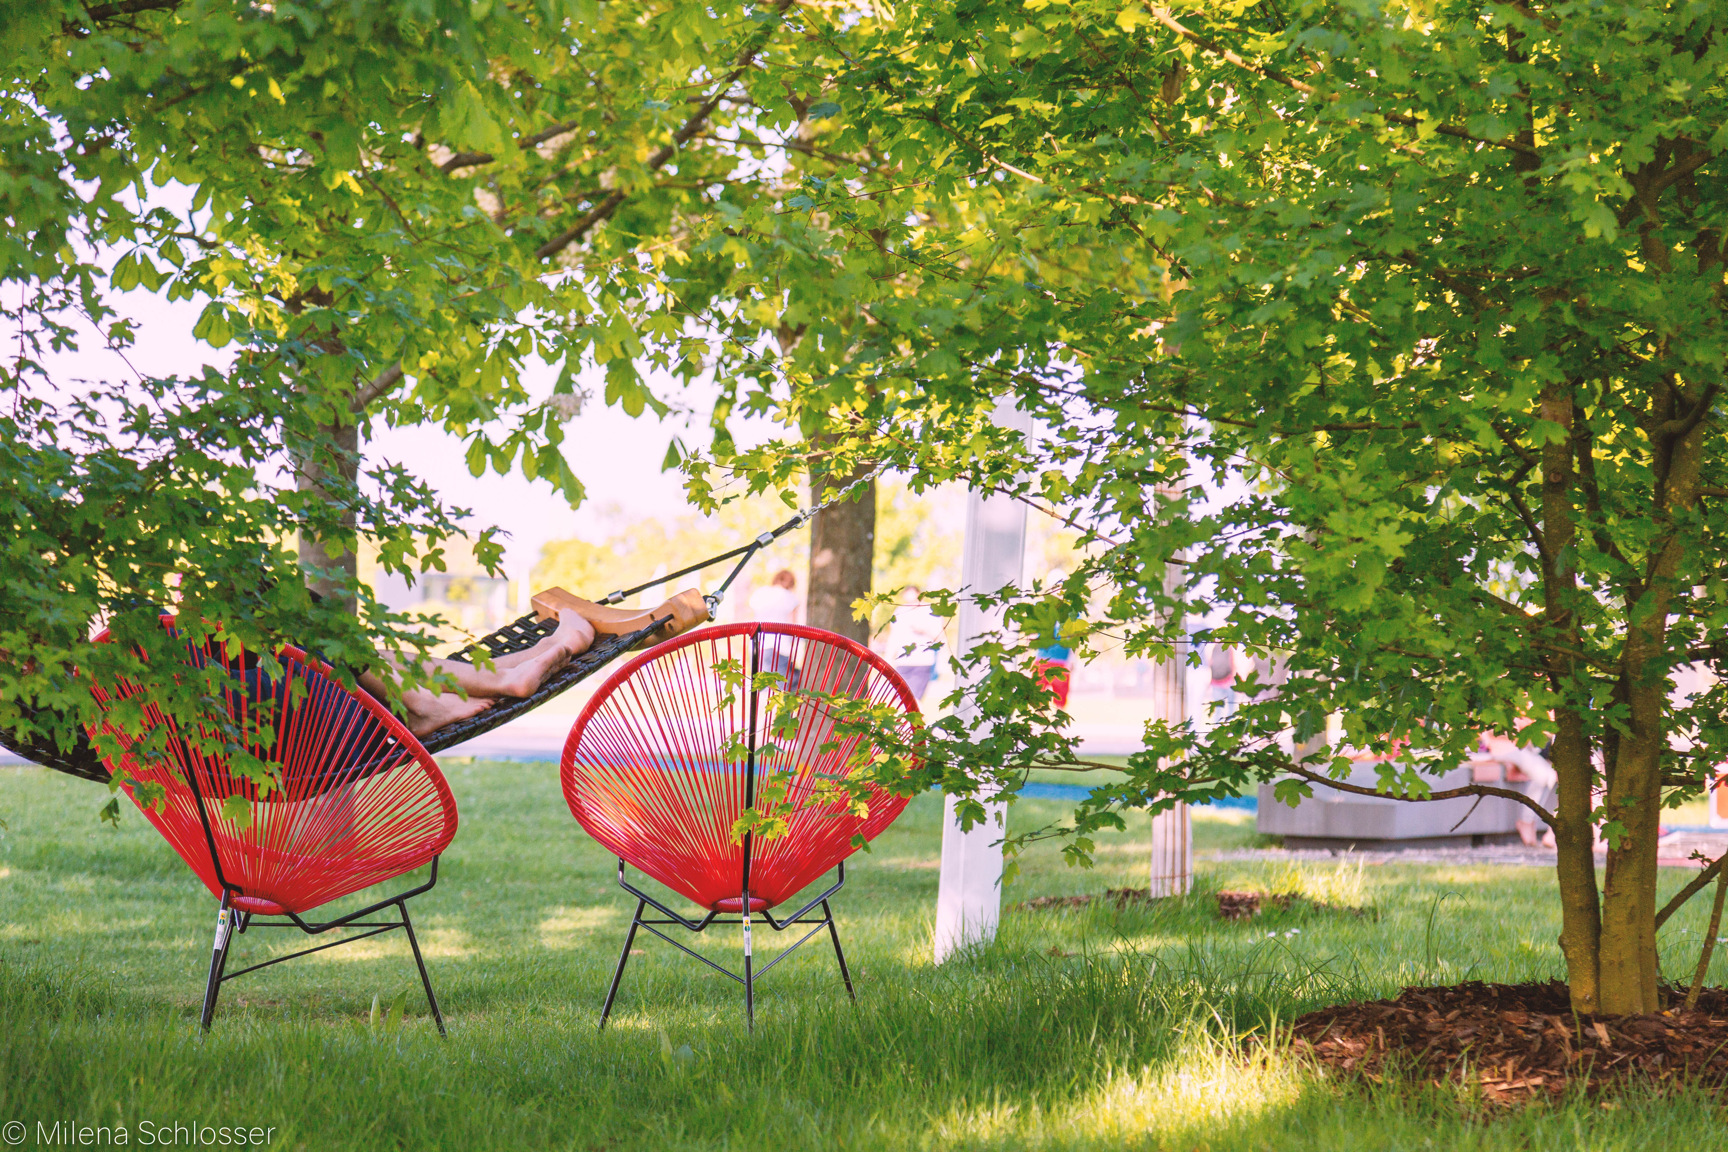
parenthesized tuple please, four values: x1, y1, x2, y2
(685, 0, 1728, 873)
(3, 0, 871, 758)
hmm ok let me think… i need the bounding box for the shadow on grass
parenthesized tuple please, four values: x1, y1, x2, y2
(5, 761, 1728, 1149)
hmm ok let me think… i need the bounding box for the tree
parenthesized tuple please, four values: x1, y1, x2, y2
(687, 0, 1728, 1016)
(2, 0, 864, 764)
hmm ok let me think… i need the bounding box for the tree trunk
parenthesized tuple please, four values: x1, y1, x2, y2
(806, 459, 876, 645)
(1596, 383, 1706, 1015)
(293, 418, 360, 612)
(1599, 730, 1665, 1014)
(1550, 710, 1601, 1013)
(1541, 382, 1602, 1012)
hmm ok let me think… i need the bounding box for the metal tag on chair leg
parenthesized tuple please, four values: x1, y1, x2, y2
(742, 906, 754, 1030)
(201, 897, 235, 1031)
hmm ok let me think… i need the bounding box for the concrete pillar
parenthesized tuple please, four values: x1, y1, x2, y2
(933, 401, 1030, 964)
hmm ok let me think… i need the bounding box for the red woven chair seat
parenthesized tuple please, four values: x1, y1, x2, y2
(87, 623, 457, 916)
(562, 623, 919, 912)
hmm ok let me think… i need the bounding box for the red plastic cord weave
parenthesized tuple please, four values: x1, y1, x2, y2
(86, 624, 457, 916)
(562, 624, 920, 912)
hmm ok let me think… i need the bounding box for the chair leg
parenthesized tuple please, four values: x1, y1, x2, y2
(200, 894, 236, 1032)
(823, 899, 856, 1003)
(743, 907, 755, 1031)
(398, 900, 446, 1037)
(599, 899, 645, 1030)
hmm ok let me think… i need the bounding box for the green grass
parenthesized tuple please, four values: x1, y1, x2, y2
(3, 760, 1728, 1150)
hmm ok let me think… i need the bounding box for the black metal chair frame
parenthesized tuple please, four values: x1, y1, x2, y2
(185, 749, 448, 1035)
(202, 861, 446, 1034)
(599, 859, 855, 1031)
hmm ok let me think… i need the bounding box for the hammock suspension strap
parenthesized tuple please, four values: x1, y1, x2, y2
(597, 461, 887, 617)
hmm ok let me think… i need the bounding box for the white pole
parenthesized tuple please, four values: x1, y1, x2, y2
(933, 401, 1030, 964)
(1148, 488, 1191, 897)
(1146, 634, 1191, 895)
(1148, 803, 1192, 896)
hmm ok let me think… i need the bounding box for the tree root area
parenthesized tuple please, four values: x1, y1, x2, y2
(1285, 981, 1728, 1103)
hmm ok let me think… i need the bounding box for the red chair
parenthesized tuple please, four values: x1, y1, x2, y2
(562, 623, 920, 1027)
(87, 622, 458, 1032)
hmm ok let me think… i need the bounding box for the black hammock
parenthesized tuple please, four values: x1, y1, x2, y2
(0, 491, 852, 785)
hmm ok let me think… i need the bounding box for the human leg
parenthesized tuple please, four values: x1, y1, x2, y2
(358, 609, 595, 737)
(439, 608, 595, 698)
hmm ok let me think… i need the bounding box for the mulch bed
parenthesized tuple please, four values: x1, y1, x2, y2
(1013, 887, 1155, 911)
(1012, 888, 1370, 920)
(1285, 980, 1728, 1102)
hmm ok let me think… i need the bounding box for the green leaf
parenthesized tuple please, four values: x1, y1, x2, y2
(220, 794, 254, 830)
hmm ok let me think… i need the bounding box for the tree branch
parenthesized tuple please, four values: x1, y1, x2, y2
(1617, 144, 1716, 228)
(1656, 850, 1728, 931)
(1275, 757, 1555, 824)
(439, 119, 585, 173)
(1658, 382, 1719, 441)
(533, 0, 797, 262)
(350, 363, 403, 414)
(77, 0, 180, 24)
(348, 2, 798, 410)
(1469, 586, 1541, 627)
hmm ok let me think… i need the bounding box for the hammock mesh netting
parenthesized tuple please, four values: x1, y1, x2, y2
(0, 613, 663, 783)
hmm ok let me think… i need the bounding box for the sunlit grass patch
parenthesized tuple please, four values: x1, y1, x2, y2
(4, 760, 1728, 1149)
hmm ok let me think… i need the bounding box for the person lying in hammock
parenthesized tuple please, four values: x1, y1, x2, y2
(361, 606, 598, 738)
(357, 586, 712, 738)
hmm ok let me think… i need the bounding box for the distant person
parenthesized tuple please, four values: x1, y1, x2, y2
(749, 569, 803, 625)
(881, 586, 945, 701)
(1206, 641, 1243, 721)
(1471, 730, 1559, 848)
(748, 569, 803, 682)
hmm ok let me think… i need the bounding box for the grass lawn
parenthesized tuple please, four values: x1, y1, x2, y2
(3, 759, 1728, 1150)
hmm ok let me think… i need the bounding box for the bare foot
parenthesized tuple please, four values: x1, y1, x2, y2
(403, 691, 492, 737)
(553, 607, 597, 660)
(494, 608, 596, 696)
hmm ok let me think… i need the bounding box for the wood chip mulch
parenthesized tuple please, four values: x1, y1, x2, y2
(1283, 980, 1728, 1103)
(1217, 890, 1271, 920)
(1012, 887, 1153, 911)
(1012, 888, 1370, 920)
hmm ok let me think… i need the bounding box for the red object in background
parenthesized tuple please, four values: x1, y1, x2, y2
(562, 623, 920, 913)
(1036, 658, 1072, 709)
(86, 625, 457, 916)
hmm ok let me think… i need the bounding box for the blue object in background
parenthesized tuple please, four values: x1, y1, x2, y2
(1017, 781, 1257, 810)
